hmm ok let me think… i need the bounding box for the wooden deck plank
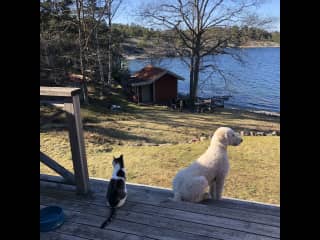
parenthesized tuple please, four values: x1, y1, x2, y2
(41, 197, 276, 240)
(41, 192, 279, 239)
(40, 175, 279, 216)
(41, 179, 280, 225)
(56, 222, 151, 240)
(41, 186, 279, 228)
(40, 176, 280, 240)
(40, 232, 89, 240)
(126, 190, 279, 225)
(89, 178, 280, 216)
(41, 200, 219, 240)
(41, 205, 152, 240)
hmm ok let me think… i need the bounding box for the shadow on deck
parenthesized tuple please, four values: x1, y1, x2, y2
(40, 175, 280, 240)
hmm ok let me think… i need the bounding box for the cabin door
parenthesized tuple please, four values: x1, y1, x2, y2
(141, 84, 153, 103)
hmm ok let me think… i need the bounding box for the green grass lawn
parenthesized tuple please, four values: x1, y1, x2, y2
(40, 86, 280, 204)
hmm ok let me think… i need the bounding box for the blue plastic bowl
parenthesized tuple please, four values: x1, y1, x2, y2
(40, 206, 65, 232)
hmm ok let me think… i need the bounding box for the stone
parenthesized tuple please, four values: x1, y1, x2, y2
(271, 131, 280, 136)
(256, 132, 266, 136)
(240, 130, 250, 136)
(143, 143, 159, 146)
(200, 136, 207, 141)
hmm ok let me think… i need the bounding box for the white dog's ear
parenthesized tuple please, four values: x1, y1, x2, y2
(216, 132, 228, 146)
(224, 132, 230, 144)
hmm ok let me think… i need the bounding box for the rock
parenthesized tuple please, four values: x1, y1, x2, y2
(159, 143, 173, 147)
(188, 138, 199, 143)
(143, 143, 159, 146)
(240, 130, 250, 136)
(200, 136, 207, 141)
(111, 105, 121, 111)
(250, 131, 256, 136)
(256, 132, 266, 136)
(132, 142, 142, 146)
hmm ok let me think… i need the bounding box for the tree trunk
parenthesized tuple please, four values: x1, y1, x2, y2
(189, 55, 195, 108)
(107, 9, 112, 86)
(190, 36, 201, 109)
(193, 53, 201, 101)
(94, 29, 105, 99)
(90, 0, 104, 99)
(76, 0, 89, 105)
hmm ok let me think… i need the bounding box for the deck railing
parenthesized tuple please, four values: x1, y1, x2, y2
(40, 86, 90, 194)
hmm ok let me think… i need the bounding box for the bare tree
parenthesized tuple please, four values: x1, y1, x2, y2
(87, 0, 108, 99)
(75, 0, 89, 104)
(75, 0, 122, 101)
(85, 0, 123, 88)
(141, 0, 268, 107)
(105, 0, 123, 86)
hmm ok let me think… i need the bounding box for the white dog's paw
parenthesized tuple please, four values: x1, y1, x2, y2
(171, 193, 182, 201)
(203, 192, 212, 200)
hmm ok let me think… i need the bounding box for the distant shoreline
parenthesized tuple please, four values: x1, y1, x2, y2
(225, 106, 280, 117)
(239, 45, 280, 48)
(125, 45, 280, 60)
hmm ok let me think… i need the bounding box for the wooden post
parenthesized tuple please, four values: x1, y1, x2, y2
(40, 87, 90, 194)
(64, 94, 90, 194)
(153, 82, 156, 103)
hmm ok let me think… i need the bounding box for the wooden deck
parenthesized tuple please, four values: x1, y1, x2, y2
(40, 175, 280, 240)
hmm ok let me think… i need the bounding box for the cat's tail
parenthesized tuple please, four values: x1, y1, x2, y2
(100, 207, 116, 228)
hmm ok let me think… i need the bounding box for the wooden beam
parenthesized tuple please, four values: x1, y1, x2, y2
(40, 86, 81, 97)
(40, 109, 65, 126)
(40, 99, 71, 108)
(40, 152, 75, 184)
(64, 95, 90, 194)
(40, 174, 77, 192)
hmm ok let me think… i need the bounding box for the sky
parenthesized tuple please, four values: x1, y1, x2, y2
(112, 0, 280, 32)
(254, 0, 280, 31)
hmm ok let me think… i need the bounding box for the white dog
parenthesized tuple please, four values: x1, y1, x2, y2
(172, 127, 243, 202)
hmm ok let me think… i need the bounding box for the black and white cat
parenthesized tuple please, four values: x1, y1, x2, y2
(100, 154, 127, 228)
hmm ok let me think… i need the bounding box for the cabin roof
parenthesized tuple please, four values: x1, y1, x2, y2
(129, 64, 184, 87)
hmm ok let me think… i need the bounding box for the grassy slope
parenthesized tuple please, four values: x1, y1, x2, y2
(40, 86, 280, 204)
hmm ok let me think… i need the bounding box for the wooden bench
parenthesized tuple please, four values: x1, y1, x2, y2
(40, 86, 90, 194)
